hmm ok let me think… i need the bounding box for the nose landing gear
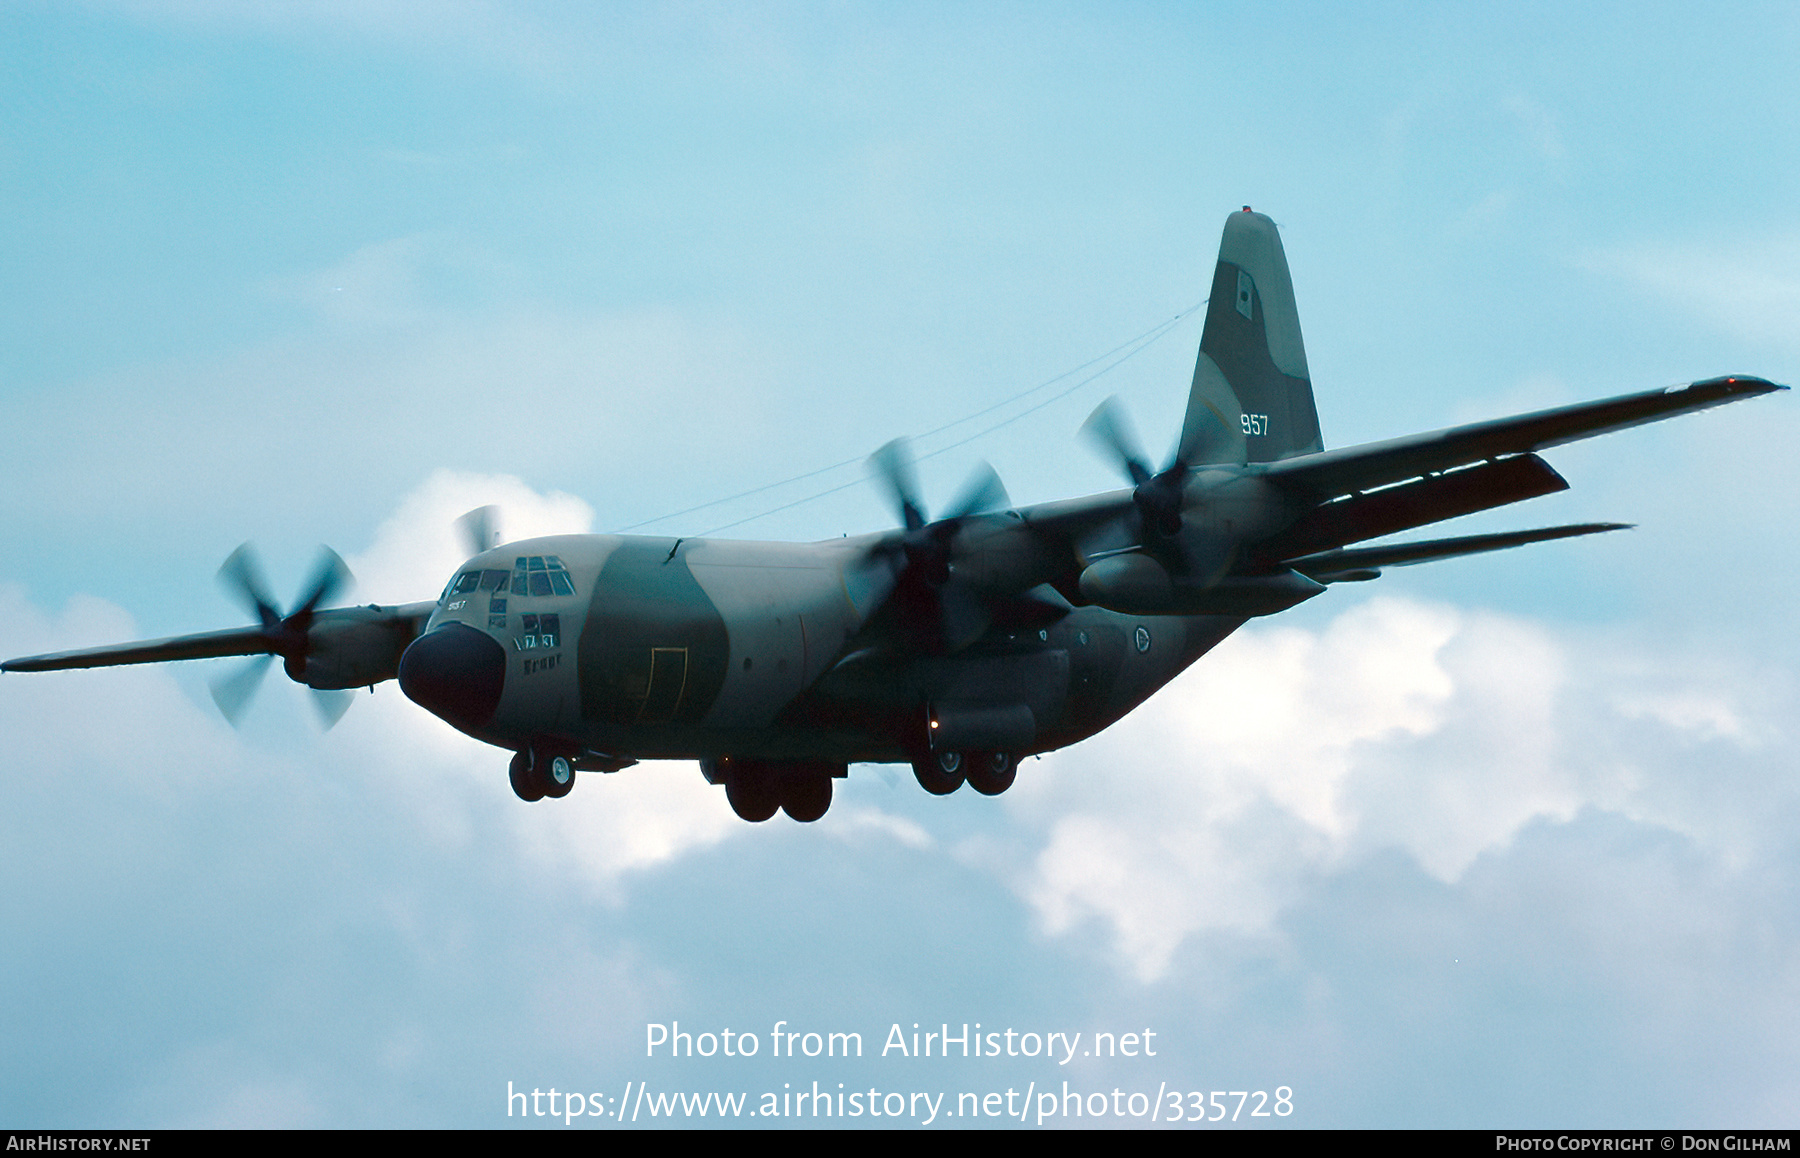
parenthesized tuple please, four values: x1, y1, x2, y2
(508, 747, 576, 802)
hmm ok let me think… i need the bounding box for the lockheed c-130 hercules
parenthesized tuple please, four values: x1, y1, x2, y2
(4, 209, 1783, 822)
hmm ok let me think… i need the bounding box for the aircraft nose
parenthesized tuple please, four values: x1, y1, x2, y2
(398, 624, 506, 730)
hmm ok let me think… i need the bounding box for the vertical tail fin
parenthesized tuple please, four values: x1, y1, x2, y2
(1179, 208, 1324, 465)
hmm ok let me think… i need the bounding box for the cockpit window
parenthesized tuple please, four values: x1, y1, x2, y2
(511, 555, 576, 598)
(479, 569, 509, 591)
(450, 571, 483, 595)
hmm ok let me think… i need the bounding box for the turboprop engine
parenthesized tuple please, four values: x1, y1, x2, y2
(1077, 552, 1323, 616)
(298, 607, 428, 690)
(1071, 432, 1316, 617)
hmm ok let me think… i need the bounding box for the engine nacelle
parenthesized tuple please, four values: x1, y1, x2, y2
(298, 610, 419, 690)
(1079, 554, 1323, 617)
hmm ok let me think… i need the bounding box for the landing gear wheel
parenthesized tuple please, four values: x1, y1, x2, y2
(725, 766, 780, 823)
(781, 774, 833, 823)
(544, 754, 576, 799)
(966, 751, 1017, 796)
(509, 749, 546, 802)
(912, 749, 965, 796)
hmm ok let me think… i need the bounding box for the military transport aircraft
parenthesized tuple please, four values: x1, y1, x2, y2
(4, 209, 1783, 823)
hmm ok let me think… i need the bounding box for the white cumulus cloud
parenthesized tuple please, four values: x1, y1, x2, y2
(1013, 596, 1781, 982)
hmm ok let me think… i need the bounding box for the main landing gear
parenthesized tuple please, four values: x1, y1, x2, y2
(705, 758, 842, 823)
(509, 747, 576, 802)
(911, 750, 1018, 797)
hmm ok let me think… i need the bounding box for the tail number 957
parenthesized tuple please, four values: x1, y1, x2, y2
(1241, 413, 1271, 436)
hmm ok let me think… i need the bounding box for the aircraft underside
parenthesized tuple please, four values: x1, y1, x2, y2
(442, 598, 1246, 822)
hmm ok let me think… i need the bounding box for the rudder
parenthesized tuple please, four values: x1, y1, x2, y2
(1179, 208, 1323, 465)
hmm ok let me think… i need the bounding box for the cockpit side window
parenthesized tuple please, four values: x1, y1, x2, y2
(516, 613, 560, 649)
(450, 571, 483, 596)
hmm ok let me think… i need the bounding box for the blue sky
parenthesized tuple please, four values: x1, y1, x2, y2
(2, 1, 1797, 1128)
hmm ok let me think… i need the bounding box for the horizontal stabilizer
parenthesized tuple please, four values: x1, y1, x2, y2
(1262, 376, 1785, 500)
(1290, 522, 1631, 581)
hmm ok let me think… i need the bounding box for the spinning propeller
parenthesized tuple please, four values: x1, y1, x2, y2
(869, 439, 1009, 580)
(209, 544, 356, 729)
(455, 505, 502, 558)
(864, 439, 1011, 652)
(1080, 396, 1241, 584)
(1080, 396, 1191, 539)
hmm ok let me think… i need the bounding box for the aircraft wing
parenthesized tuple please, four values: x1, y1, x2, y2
(2, 602, 437, 675)
(3, 627, 276, 672)
(1259, 375, 1785, 500)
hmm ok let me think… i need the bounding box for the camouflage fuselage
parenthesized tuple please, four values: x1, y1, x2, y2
(425, 531, 1243, 766)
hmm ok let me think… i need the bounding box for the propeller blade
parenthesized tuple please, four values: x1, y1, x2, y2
(941, 462, 1010, 523)
(861, 442, 1015, 654)
(291, 547, 352, 618)
(1172, 534, 1237, 588)
(209, 654, 273, 727)
(936, 581, 993, 653)
(1082, 398, 1190, 538)
(1081, 397, 1154, 487)
(217, 544, 280, 629)
(844, 544, 905, 612)
(309, 688, 355, 730)
(1181, 393, 1244, 468)
(208, 545, 357, 725)
(869, 439, 927, 531)
(455, 506, 501, 557)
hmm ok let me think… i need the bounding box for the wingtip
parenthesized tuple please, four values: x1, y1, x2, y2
(1688, 375, 1787, 396)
